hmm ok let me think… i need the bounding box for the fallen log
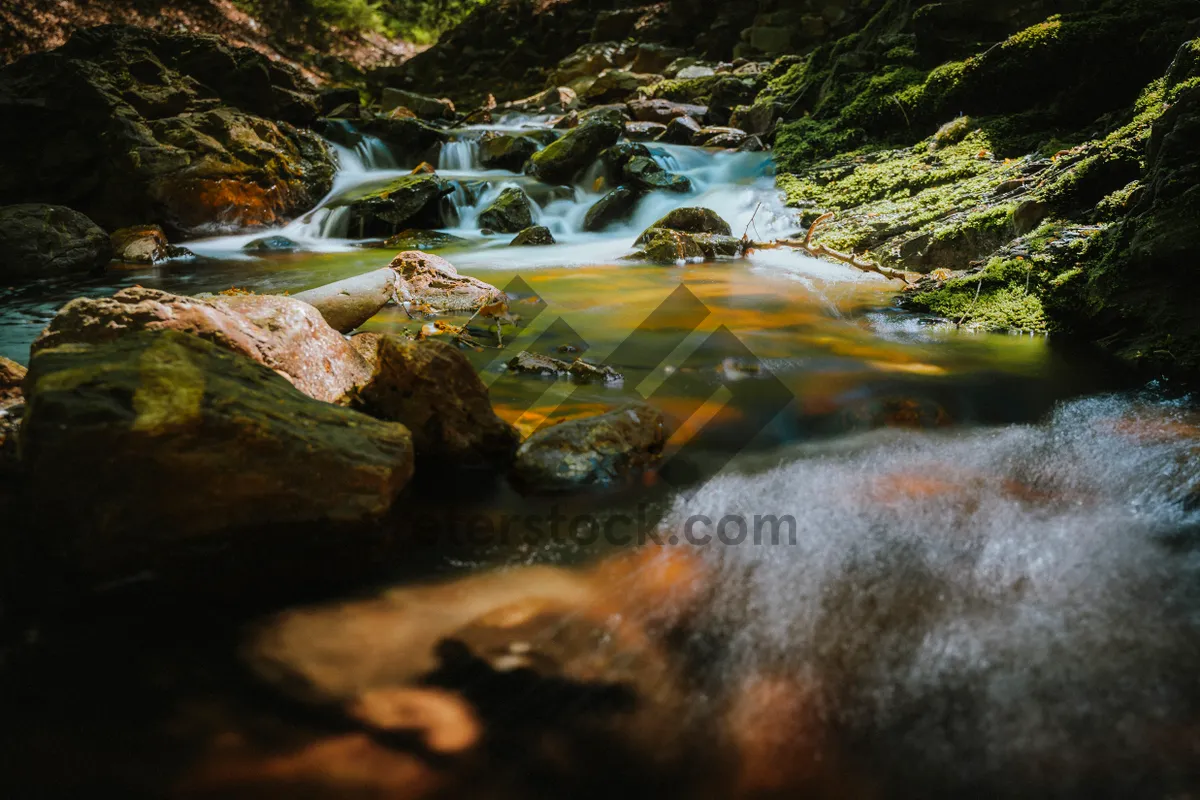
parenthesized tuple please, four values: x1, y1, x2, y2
(745, 212, 914, 284)
(291, 267, 399, 333)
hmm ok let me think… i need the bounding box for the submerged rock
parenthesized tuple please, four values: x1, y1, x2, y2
(380, 88, 456, 121)
(349, 336, 518, 467)
(110, 224, 192, 264)
(584, 186, 641, 232)
(478, 133, 539, 173)
(511, 226, 556, 246)
(390, 251, 505, 312)
(623, 157, 692, 193)
(507, 351, 623, 383)
(0, 204, 110, 279)
(513, 403, 667, 491)
(33, 287, 372, 403)
(243, 235, 299, 253)
(478, 187, 535, 233)
(526, 116, 622, 185)
(20, 330, 414, 586)
(327, 174, 451, 239)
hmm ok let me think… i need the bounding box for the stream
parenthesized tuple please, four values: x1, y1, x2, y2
(3, 116, 1199, 797)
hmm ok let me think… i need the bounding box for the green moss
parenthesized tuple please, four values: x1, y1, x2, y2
(642, 75, 723, 104)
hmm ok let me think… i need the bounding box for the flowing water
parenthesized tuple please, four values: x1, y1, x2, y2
(3, 118, 1198, 797)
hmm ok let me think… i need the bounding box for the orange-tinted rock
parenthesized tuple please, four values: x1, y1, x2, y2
(390, 251, 505, 312)
(33, 287, 371, 403)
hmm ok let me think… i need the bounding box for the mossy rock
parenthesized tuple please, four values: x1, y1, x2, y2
(0, 204, 110, 279)
(584, 186, 641, 232)
(511, 225, 556, 246)
(638, 228, 705, 264)
(623, 157, 691, 193)
(638, 207, 732, 241)
(526, 116, 622, 185)
(326, 174, 451, 238)
(478, 133, 539, 173)
(379, 229, 468, 251)
(20, 329, 415, 588)
(478, 187, 535, 233)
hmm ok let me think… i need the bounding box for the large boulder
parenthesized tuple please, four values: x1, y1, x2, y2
(0, 26, 335, 236)
(326, 174, 451, 239)
(637, 228, 706, 264)
(19, 330, 414, 586)
(33, 287, 372, 403)
(0, 204, 111, 279)
(349, 336, 519, 467)
(478, 133, 539, 173)
(623, 156, 692, 193)
(584, 186, 641, 232)
(513, 403, 667, 491)
(526, 116, 622, 185)
(390, 251, 505, 312)
(478, 187, 535, 233)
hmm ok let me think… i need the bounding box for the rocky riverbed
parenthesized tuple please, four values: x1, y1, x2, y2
(1, 4, 1199, 798)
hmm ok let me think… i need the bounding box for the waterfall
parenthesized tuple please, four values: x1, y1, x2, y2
(439, 139, 482, 172)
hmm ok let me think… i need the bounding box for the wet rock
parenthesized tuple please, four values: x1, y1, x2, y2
(0, 204, 110, 279)
(349, 336, 518, 467)
(692, 233, 743, 258)
(319, 86, 361, 117)
(548, 42, 631, 91)
(410, 162, 437, 175)
(625, 121, 668, 141)
(657, 115, 703, 145)
(380, 229, 467, 251)
(0, 356, 24, 407)
(695, 127, 748, 148)
(637, 228, 706, 264)
(630, 44, 685, 75)
(243, 235, 299, 253)
(583, 70, 660, 104)
(34, 287, 372, 403)
(110, 224, 192, 264)
(628, 98, 708, 124)
(737, 135, 767, 152)
(511, 226, 556, 246)
(640, 207, 732, 238)
(478, 133, 539, 173)
(478, 188, 535, 234)
(0, 29, 335, 236)
(527, 116, 622, 185)
(390, 251, 505, 312)
(20, 330, 414, 587)
(357, 117, 448, 164)
(513, 403, 666, 490)
(380, 88, 455, 121)
(600, 142, 651, 183)
(553, 110, 579, 129)
(584, 186, 641, 232)
(730, 99, 776, 136)
(580, 104, 633, 125)
(505, 86, 580, 114)
(327, 174, 451, 239)
(623, 157, 691, 193)
(507, 351, 622, 383)
(706, 77, 760, 126)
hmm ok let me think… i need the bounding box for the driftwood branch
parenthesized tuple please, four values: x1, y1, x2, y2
(750, 212, 913, 284)
(291, 267, 399, 333)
